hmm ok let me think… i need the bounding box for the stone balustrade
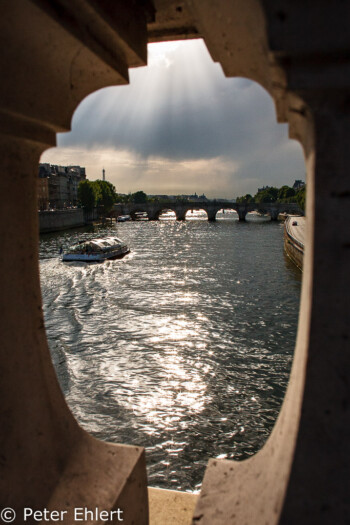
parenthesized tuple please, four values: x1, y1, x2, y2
(0, 1, 349, 524)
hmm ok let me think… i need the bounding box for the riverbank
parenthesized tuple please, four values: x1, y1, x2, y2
(39, 208, 100, 233)
(284, 215, 305, 270)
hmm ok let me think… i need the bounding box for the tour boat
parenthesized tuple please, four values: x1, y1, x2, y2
(62, 236, 130, 262)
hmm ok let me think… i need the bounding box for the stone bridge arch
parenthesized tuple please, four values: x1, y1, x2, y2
(153, 206, 179, 220)
(178, 205, 210, 221)
(1, 2, 349, 525)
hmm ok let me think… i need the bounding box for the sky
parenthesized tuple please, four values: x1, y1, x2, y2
(41, 39, 305, 199)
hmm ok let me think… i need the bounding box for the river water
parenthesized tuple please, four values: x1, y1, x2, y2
(39, 211, 301, 492)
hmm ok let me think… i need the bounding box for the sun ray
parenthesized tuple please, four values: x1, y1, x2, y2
(41, 39, 305, 197)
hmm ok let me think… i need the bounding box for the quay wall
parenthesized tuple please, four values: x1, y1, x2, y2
(284, 217, 304, 270)
(39, 209, 85, 233)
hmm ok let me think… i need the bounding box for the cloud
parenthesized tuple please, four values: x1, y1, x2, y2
(41, 39, 305, 197)
(41, 146, 240, 196)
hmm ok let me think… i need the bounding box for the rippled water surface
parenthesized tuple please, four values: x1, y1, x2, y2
(39, 212, 301, 491)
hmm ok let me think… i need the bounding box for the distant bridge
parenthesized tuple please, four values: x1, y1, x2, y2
(113, 201, 303, 221)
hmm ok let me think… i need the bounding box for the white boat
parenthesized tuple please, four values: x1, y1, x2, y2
(62, 236, 130, 262)
(117, 215, 131, 222)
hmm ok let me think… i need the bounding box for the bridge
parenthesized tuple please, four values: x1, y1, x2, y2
(113, 200, 303, 221)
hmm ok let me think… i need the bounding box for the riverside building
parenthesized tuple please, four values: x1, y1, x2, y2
(38, 163, 86, 209)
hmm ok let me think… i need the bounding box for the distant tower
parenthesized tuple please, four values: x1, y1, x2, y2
(102, 168, 105, 181)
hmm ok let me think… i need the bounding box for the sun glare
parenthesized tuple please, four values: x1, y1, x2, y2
(40, 39, 305, 198)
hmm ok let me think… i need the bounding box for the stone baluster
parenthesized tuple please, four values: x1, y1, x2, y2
(0, 0, 150, 522)
(278, 91, 350, 524)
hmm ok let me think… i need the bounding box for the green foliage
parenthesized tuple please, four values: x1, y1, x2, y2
(115, 193, 129, 203)
(236, 194, 253, 204)
(295, 186, 306, 211)
(78, 179, 117, 215)
(78, 180, 96, 211)
(92, 180, 117, 214)
(254, 186, 279, 203)
(278, 185, 295, 200)
(235, 184, 305, 209)
(131, 190, 147, 203)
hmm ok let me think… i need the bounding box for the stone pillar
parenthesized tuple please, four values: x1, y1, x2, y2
(237, 209, 247, 221)
(278, 93, 350, 524)
(0, 133, 149, 521)
(192, 93, 350, 525)
(176, 208, 187, 221)
(269, 208, 280, 221)
(187, 4, 350, 524)
(0, 1, 150, 522)
(207, 210, 217, 221)
(148, 211, 160, 221)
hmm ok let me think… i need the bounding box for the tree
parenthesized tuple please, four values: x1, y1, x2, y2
(278, 185, 295, 200)
(92, 180, 117, 214)
(295, 186, 306, 211)
(255, 187, 278, 203)
(115, 193, 128, 203)
(78, 180, 95, 211)
(131, 190, 147, 203)
(236, 194, 253, 204)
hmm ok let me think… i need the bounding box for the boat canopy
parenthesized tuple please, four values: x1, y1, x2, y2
(67, 237, 125, 254)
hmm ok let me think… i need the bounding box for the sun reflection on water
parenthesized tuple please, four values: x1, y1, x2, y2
(40, 218, 301, 491)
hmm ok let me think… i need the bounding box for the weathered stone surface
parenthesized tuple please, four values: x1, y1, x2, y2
(1, 1, 350, 524)
(39, 209, 85, 232)
(148, 488, 198, 524)
(0, 133, 149, 524)
(0, 1, 151, 522)
(148, 0, 200, 42)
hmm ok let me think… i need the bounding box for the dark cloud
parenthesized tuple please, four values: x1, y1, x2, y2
(53, 39, 305, 195)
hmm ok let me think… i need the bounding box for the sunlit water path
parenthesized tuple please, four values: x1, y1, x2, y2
(39, 212, 301, 492)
